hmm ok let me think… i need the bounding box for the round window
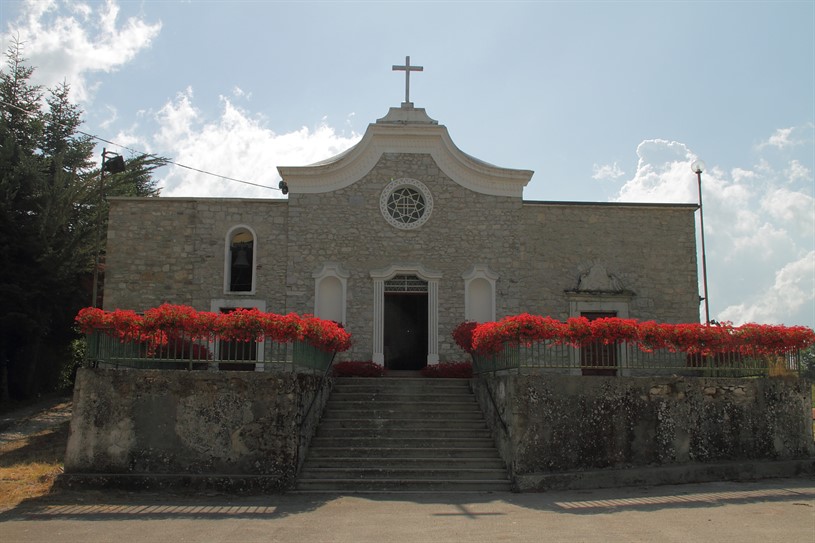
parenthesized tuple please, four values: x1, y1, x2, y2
(380, 178, 433, 229)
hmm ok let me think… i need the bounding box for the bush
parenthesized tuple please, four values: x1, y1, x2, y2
(420, 361, 473, 378)
(333, 360, 385, 377)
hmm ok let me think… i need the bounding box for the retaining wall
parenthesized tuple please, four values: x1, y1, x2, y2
(63, 368, 331, 492)
(472, 374, 814, 491)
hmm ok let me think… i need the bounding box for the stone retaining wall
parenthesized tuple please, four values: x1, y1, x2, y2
(472, 374, 814, 491)
(63, 368, 331, 492)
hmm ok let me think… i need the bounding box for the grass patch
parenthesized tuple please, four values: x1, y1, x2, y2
(0, 421, 69, 509)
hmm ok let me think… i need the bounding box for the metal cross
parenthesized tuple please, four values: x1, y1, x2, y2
(392, 56, 423, 105)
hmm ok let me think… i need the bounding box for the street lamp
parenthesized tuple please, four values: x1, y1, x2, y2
(91, 149, 126, 308)
(691, 159, 710, 326)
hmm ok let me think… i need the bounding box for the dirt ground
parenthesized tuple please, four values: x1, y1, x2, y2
(0, 394, 73, 510)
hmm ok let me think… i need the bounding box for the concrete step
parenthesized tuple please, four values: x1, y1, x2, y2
(295, 478, 511, 492)
(311, 436, 496, 449)
(297, 375, 509, 493)
(306, 447, 503, 460)
(335, 377, 470, 386)
(321, 409, 485, 421)
(325, 400, 478, 411)
(329, 392, 474, 402)
(299, 467, 509, 481)
(316, 426, 492, 439)
(303, 456, 507, 470)
(316, 418, 487, 430)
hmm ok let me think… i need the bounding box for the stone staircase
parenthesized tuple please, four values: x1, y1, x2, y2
(296, 376, 511, 493)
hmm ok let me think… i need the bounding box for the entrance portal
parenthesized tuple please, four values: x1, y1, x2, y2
(384, 275, 428, 370)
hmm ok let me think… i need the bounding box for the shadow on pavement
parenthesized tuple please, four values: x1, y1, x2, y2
(1, 476, 812, 522)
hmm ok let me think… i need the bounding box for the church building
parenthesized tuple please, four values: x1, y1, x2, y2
(103, 61, 701, 369)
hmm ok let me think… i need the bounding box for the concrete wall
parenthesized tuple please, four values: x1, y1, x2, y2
(472, 374, 814, 491)
(64, 368, 331, 491)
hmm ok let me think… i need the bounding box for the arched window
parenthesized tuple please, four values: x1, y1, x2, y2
(225, 226, 256, 293)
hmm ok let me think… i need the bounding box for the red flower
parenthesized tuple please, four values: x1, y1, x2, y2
(74, 304, 353, 353)
(462, 315, 815, 357)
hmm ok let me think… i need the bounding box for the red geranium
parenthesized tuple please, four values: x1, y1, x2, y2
(462, 315, 815, 357)
(75, 305, 353, 353)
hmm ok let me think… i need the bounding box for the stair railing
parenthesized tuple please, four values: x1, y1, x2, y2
(481, 376, 510, 437)
(296, 352, 337, 473)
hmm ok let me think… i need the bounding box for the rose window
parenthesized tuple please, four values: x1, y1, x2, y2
(380, 178, 433, 229)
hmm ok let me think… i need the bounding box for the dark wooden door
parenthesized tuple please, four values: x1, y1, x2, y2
(384, 293, 428, 370)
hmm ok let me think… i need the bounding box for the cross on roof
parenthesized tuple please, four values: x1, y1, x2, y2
(392, 55, 423, 106)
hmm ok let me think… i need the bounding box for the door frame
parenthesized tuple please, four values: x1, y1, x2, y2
(383, 290, 429, 370)
(371, 264, 441, 366)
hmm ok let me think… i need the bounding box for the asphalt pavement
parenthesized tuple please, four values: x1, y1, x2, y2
(1, 477, 813, 543)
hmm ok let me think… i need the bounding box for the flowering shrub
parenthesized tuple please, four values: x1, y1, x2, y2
(451, 321, 478, 353)
(333, 360, 385, 377)
(76, 304, 352, 353)
(420, 361, 473, 378)
(464, 315, 815, 357)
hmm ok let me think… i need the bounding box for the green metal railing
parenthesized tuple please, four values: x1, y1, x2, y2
(471, 341, 802, 377)
(85, 331, 334, 374)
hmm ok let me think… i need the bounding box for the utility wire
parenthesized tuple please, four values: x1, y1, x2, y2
(0, 98, 281, 191)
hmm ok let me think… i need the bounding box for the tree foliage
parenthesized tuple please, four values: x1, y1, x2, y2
(0, 39, 165, 401)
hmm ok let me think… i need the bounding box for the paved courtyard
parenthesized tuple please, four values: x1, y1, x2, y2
(1, 478, 813, 543)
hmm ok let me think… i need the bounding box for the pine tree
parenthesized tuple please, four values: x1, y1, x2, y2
(0, 41, 166, 400)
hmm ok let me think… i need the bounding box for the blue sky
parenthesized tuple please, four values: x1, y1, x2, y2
(2, 0, 813, 329)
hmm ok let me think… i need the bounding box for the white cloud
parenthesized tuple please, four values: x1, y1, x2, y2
(759, 127, 795, 149)
(607, 133, 814, 328)
(2, 0, 161, 102)
(149, 89, 361, 198)
(786, 159, 811, 183)
(718, 252, 815, 325)
(591, 161, 624, 181)
(761, 187, 815, 229)
(613, 139, 696, 203)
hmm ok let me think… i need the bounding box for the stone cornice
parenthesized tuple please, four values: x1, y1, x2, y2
(278, 120, 533, 197)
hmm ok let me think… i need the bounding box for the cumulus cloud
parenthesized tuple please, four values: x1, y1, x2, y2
(613, 139, 697, 203)
(760, 127, 795, 149)
(761, 187, 815, 229)
(1, 0, 161, 102)
(591, 162, 624, 181)
(718, 252, 815, 325)
(786, 159, 811, 183)
(145, 88, 361, 198)
(606, 128, 814, 328)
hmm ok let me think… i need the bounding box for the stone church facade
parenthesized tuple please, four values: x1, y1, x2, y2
(104, 104, 700, 368)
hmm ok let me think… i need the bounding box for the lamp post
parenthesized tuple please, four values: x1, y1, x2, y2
(91, 149, 126, 308)
(691, 159, 710, 326)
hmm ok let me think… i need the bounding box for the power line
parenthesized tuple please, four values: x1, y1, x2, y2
(0, 98, 281, 192)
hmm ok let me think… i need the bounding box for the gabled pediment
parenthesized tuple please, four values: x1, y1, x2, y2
(278, 106, 534, 197)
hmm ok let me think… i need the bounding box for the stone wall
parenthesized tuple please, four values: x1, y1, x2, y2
(64, 368, 331, 491)
(286, 153, 524, 361)
(105, 197, 288, 313)
(472, 374, 814, 490)
(520, 203, 700, 323)
(103, 179, 700, 363)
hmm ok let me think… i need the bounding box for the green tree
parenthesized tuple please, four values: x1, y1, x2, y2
(0, 41, 165, 401)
